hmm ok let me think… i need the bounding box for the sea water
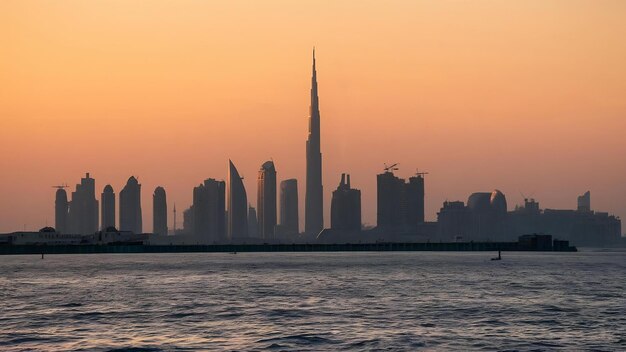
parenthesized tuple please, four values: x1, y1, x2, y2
(1, 250, 624, 351)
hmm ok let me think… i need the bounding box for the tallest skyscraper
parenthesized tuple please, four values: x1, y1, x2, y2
(305, 49, 324, 234)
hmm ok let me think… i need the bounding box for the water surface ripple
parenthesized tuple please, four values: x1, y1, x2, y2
(1, 250, 625, 351)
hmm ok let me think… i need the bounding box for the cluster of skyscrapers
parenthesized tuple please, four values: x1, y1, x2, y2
(49, 50, 621, 247)
(55, 174, 168, 236)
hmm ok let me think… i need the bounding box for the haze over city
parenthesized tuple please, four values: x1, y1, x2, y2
(1, 1, 625, 234)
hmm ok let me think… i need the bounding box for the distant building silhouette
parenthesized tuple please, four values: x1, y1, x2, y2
(193, 182, 210, 239)
(183, 205, 194, 235)
(54, 188, 69, 234)
(406, 174, 425, 225)
(206, 178, 226, 241)
(376, 170, 425, 232)
(279, 179, 299, 236)
(153, 186, 167, 236)
(227, 160, 248, 239)
(191, 179, 225, 242)
(119, 176, 142, 234)
(577, 191, 591, 212)
(257, 161, 277, 240)
(330, 174, 361, 232)
(508, 194, 621, 246)
(305, 49, 324, 234)
(248, 205, 258, 238)
(437, 201, 472, 240)
(69, 173, 99, 235)
(466, 190, 508, 240)
(101, 185, 115, 230)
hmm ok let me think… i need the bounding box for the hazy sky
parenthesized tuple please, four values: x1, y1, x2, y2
(1, 1, 625, 233)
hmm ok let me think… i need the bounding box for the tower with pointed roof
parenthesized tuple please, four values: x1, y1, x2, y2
(305, 48, 324, 234)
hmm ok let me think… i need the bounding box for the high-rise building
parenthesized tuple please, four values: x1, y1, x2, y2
(153, 186, 167, 236)
(248, 205, 258, 238)
(205, 178, 226, 241)
(376, 170, 426, 231)
(68, 173, 99, 235)
(406, 175, 425, 225)
(577, 191, 591, 212)
(305, 49, 324, 234)
(227, 160, 248, 239)
(257, 161, 277, 240)
(191, 179, 226, 242)
(330, 174, 361, 232)
(279, 179, 299, 236)
(193, 182, 210, 239)
(183, 205, 194, 235)
(119, 176, 142, 233)
(377, 171, 404, 229)
(55, 188, 69, 234)
(101, 185, 116, 230)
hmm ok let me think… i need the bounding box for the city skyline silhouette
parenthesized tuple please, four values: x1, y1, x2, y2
(1, 1, 625, 234)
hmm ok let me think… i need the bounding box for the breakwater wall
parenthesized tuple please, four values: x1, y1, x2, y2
(0, 241, 576, 255)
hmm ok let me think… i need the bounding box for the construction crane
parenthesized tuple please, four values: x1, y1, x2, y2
(52, 184, 68, 190)
(384, 163, 399, 173)
(415, 169, 429, 177)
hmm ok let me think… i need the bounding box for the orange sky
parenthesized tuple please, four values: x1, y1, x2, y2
(1, 1, 625, 233)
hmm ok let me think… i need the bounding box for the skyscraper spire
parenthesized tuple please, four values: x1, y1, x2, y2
(305, 48, 324, 234)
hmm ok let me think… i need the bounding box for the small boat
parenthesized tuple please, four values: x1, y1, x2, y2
(491, 250, 502, 261)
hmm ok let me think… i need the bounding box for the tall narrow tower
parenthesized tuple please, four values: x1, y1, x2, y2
(227, 160, 248, 239)
(153, 186, 167, 236)
(101, 184, 116, 230)
(119, 176, 142, 234)
(257, 161, 277, 240)
(305, 48, 324, 234)
(55, 188, 69, 234)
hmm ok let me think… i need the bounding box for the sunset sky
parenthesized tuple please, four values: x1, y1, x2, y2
(1, 1, 625, 233)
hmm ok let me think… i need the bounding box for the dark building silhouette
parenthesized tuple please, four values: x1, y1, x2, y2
(406, 175, 425, 225)
(305, 49, 324, 234)
(193, 183, 210, 239)
(438, 190, 509, 241)
(577, 191, 591, 212)
(376, 170, 425, 232)
(437, 190, 622, 246)
(69, 173, 99, 235)
(279, 179, 299, 236)
(466, 190, 508, 240)
(206, 178, 226, 241)
(191, 179, 225, 242)
(377, 171, 403, 229)
(330, 174, 361, 232)
(54, 188, 69, 234)
(437, 201, 472, 240)
(257, 161, 277, 240)
(509, 194, 621, 246)
(227, 160, 248, 239)
(101, 185, 115, 230)
(183, 205, 194, 235)
(153, 186, 167, 236)
(248, 205, 258, 238)
(119, 176, 142, 234)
